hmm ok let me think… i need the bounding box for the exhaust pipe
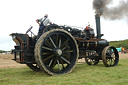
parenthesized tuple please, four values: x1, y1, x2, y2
(95, 14, 103, 39)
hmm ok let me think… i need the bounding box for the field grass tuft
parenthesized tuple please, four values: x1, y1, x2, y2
(0, 59, 128, 85)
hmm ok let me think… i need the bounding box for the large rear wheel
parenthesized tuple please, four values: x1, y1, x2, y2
(35, 29, 79, 75)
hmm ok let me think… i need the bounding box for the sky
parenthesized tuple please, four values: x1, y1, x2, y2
(0, 0, 128, 51)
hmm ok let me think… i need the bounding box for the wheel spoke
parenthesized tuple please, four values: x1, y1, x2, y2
(48, 59, 53, 67)
(111, 53, 115, 58)
(111, 59, 114, 65)
(110, 49, 113, 54)
(49, 37, 57, 48)
(61, 39, 69, 48)
(108, 52, 112, 56)
(109, 59, 112, 66)
(62, 53, 70, 58)
(43, 52, 52, 55)
(56, 34, 59, 46)
(112, 58, 115, 62)
(92, 59, 95, 64)
(47, 40, 53, 48)
(51, 58, 57, 69)
(90, 59, 93, 64)
(57, 60, 61, 70)
(62, 44, 69, 51)
(106, 55, 110, 58)
(63, 50, 73, 53)
(59, 37, 61, 48)
(60, 58, 64, 69)
(42, 46, 52, 51)
(43, 54, 54, 62)
(61, 56, 70, 64)
(107, 59, 110, 64)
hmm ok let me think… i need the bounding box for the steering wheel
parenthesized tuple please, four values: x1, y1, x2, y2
(26, 26, 33, 34)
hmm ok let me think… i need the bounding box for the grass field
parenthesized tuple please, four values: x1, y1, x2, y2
(0, 59, 128, 85)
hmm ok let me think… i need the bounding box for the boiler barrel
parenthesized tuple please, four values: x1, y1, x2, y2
(78, 40, 109, 50)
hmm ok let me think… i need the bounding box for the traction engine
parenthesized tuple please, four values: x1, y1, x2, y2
(10, 14, 119, 75)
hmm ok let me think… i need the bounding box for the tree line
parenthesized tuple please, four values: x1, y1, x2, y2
(110, 39, 128, 49)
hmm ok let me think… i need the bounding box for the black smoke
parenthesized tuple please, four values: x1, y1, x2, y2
(93, 0, 128, 20)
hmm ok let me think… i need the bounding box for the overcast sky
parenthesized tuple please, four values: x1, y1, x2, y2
(0, 0, 128, 51)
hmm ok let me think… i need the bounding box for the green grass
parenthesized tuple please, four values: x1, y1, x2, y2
(0, 59, 128, 85)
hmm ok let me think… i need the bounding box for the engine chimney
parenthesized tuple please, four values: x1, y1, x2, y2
(95, 14, 102, 39)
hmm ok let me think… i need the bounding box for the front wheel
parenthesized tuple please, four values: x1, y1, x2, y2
(102, 46, 119, 67)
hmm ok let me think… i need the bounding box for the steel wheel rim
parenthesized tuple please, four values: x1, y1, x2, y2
(39, 31, 78, 74)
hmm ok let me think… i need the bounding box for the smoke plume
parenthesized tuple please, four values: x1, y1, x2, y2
(93, 0, 128, 20)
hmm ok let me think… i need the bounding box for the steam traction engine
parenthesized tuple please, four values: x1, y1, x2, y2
(10, 14, 119, 75)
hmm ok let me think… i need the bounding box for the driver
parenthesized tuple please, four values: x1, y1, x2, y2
(36, 14, 52, 39)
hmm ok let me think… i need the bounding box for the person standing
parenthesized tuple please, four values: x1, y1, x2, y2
(36, 14, 52, 39)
